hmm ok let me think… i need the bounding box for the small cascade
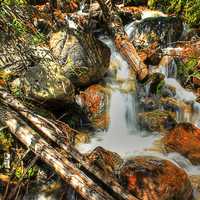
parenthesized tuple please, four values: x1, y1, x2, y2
(77, 36, 157, 156)
(153, 51, 200, 126)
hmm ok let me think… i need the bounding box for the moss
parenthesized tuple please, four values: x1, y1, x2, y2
(148, 0, 200, 27)
(0, 129, 14, 152)
(176, 57, 198, 84)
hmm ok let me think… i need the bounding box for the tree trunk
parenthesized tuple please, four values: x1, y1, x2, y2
(0, 88, 139, 200)
(0, 104, 114, 200)
(96, 0, 148, 80)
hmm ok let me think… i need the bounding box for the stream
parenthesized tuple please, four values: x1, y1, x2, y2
(77, 19, 200, 179)
(25, 8, 200, 200)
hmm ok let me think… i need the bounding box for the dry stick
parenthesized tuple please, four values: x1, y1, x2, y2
(0, 88, 139, 200)
(0, 105, 114, 200)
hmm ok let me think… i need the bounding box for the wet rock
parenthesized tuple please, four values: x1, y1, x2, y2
(160, 84, 176, 98)
(160, 97, 192, 113)
(11, 60, 75, 104)
(129, 16, 183, 49)
(120, 156, 193, 200)
(156, 55, 177, 77)
(76, 84, 111, 130)
(49, 30, 111, 87)
(164, 123, 200, 165)
(138, 110, 176, 132)
(140, 97, 159, 111)
(86, 146, 123, 178)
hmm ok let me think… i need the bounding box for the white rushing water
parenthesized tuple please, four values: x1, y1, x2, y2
(156, 52, 200, 127)
(77, 31, 200, 176)
(78, 36, 158, 157)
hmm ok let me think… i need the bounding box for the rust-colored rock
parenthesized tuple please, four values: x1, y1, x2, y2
(76, 84, 111, 130)
(164, 123, 200, 165)
(120, 156, 193, 200)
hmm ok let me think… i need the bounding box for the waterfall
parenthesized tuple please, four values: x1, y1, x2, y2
(78, 25, 200, 177)
(77, 36, 157, 156)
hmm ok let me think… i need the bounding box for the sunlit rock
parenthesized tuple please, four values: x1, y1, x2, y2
(138, 110, 176, 132)
(49, 30, 111, 87)
(164, 123, 200, 165)
(129, 16, 183, 49)
(119, 156, 193, 200)
(11, 61, 75, 104)
(85, 146, 123, 178)
(76, 84, 111, 130)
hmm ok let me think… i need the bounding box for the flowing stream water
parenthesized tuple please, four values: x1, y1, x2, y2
(27, 10, 200, 200)
(77, 23, 200, 178)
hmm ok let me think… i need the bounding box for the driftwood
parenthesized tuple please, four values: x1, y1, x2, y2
(0, 88, 139, 200)
(0, 104, 114, 200)
(96, 0, 148, 80)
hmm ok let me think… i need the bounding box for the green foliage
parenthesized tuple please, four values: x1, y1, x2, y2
(176, 57, 198, 83)
(156, 80, 165, 95)
(27, 166, 38, 178)
(1, 0, 27, 6)
(30, 32, 46, 45)
(11, 18, 27, 36)
(0, 129, 13, 152)
(148, 0, 200, 27)
(15, 166, 24, 179)
(65, 56, 88, 77)
(184, 0, 200, 27)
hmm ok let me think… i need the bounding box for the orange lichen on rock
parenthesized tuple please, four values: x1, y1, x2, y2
(164, 123, 200, 164)
(78, 84, 110, 130)
(120, 156, 193, 200)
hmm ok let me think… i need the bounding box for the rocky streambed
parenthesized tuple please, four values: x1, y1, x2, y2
(1, 2, 200, 200)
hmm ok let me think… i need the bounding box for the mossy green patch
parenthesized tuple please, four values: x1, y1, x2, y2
(148, 0, 200, 27)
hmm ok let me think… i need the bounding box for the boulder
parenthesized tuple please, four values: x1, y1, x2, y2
(129, 16, 183, 49)
(49, 31, 111, 87)
(11, 60, 75, 104)
(164, 123, 200, 164)
(120, 156, 193, 200)
(138, 110, 176, 132)
(76, 84, 111, 130)
(86, 146, 123, 178)
(160, 97, 192, 113)
(139, 97, 159, 111)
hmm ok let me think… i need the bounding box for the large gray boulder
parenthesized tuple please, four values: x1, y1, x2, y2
(11, 59, 75, 103)
(49, 30, 111, 87)
(129, 16, 183, 49)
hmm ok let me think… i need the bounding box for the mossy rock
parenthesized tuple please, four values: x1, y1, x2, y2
(130, 16, 183, 49)
(138, 110, 177, 132)
(176, 57, 199, 85)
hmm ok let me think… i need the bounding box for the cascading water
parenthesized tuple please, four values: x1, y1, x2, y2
(155, 49, 200, 127)
(77, 36, 158, 156)
(78, 22, 200, 181)
(29, 9, 200, 199)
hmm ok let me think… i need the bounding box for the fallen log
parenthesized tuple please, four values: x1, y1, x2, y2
(0, 88, 139, 200)
(0, 104, 114, 200)
(96, 0, 148, 80)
